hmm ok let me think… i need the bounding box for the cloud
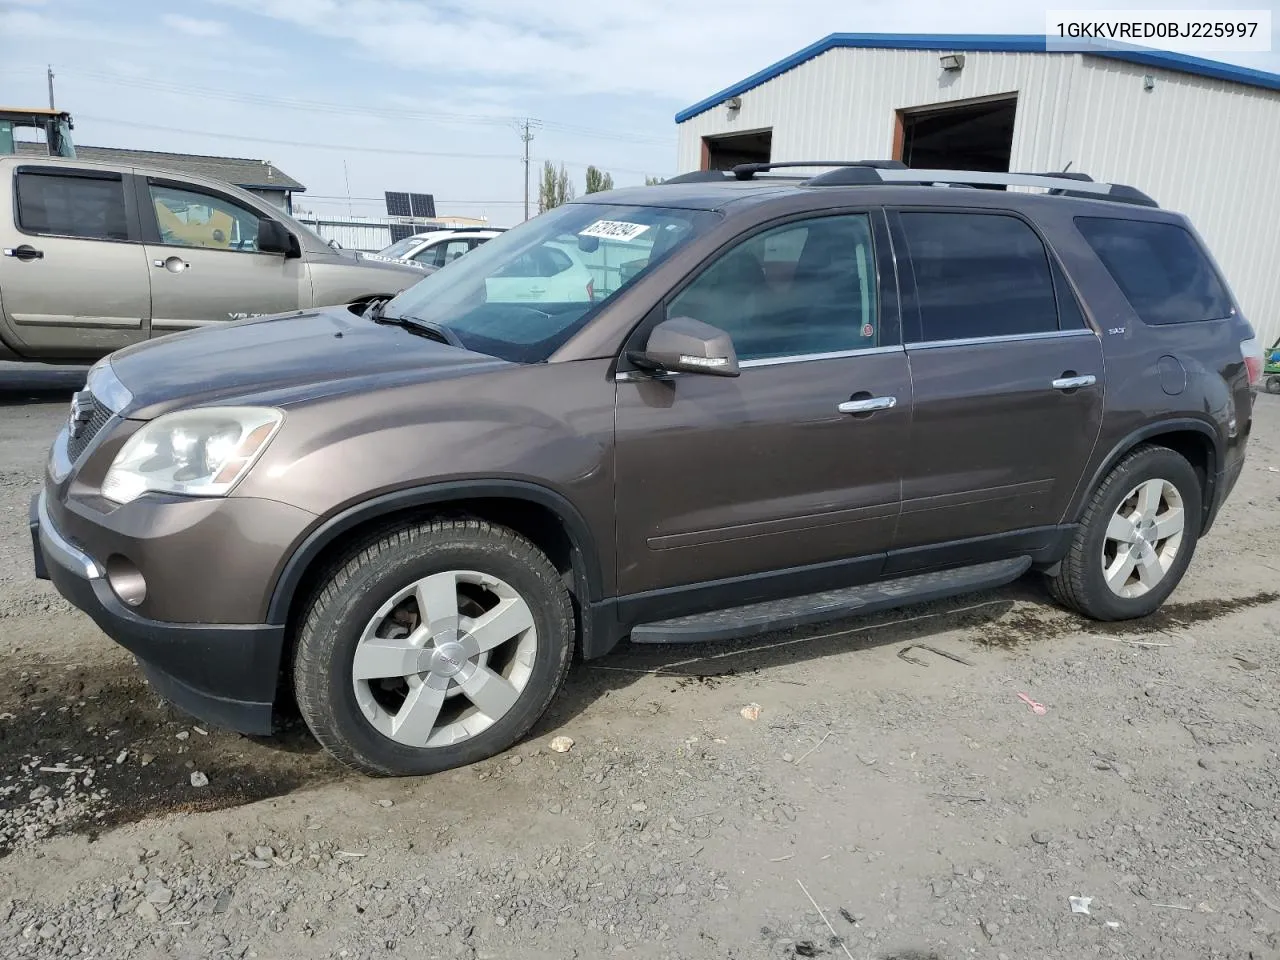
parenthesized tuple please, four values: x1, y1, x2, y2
(210, 0, 1279, 104)
(161, 14, 227, 38)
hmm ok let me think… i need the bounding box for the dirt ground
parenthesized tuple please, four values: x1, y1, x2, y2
(2, 363, 1280, 960)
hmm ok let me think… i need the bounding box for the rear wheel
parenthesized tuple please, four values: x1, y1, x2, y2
(1048, 445, 1202, 621)
(1265, 374, 1280, 394)
(293, 518, 573, 777)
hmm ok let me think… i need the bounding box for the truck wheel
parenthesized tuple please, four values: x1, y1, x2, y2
(1047, 445, 1201, 621)
(293, 518, 573, 777)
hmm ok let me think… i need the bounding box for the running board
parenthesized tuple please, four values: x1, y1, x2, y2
(628, 557, 1031, 644)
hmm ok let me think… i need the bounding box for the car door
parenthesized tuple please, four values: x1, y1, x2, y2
(0, 164, 149, 358)
(139, 176, 306, 333)
(613, 210, 910, 600)
(888, 207, 1104, 570)
(413, 237, 475, 269)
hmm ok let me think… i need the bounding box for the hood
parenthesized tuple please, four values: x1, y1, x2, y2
(105, 305, 511, 419)
(311, 245, 433, 275)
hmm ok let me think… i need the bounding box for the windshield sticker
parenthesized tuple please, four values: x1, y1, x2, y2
(579, 220, 651, 242)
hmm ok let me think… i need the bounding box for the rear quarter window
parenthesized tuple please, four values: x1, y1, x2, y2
(1075, 217, 1234, 326)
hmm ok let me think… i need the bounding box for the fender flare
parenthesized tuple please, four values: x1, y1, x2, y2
(265, 480, 604, 625)
(1067, 417, 1223, 527)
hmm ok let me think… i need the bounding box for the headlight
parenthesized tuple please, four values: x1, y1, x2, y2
(102, 406, 283, 504)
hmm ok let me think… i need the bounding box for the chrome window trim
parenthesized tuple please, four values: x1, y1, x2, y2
(908, 328, 1098, 350)
(739, 344, 903, 368)
(615, 344, 903, 382)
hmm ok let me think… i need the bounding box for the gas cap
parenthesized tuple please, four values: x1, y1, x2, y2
(1158, 355, 1187, 396)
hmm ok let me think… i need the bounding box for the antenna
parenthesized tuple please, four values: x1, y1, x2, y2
(47, 65, 55, 110)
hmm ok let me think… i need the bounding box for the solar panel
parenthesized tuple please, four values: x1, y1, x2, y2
(388, 223, 417, 243)
(384, 191, 412, 217)
(409, 193, 436, 218)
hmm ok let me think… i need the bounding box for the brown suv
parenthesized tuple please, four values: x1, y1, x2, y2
(31, 162, 1261, 777)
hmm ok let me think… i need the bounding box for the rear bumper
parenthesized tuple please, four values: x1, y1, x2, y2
(31, 492, 283, 735)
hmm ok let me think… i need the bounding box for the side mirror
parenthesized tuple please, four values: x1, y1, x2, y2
(627, 316, 740, 377)
(257, 218, 301, 258)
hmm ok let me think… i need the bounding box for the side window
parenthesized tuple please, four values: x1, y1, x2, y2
(1075, 217, 1233, 325)
(541, 247, 573, 276)
(418, 239, 477, 268)
(148, 183, 263, 252)
(668, 214, 878, 362)
(899, 212, 1058, 342)
(15, 171, 128, 240)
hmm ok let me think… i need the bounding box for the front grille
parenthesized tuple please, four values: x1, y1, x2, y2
(66, 393, 113, 464)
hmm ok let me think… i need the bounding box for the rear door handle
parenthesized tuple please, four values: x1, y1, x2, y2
(838, 396, 897, 414)
(3, 245, 43, 262)
(1051, 375, 1097, 390)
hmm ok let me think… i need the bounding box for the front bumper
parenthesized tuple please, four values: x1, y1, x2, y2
(31, 492, 284, 735)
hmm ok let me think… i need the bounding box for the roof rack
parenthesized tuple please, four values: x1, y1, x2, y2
(730, 160, 907, 181)
(804, 164, 1159, 207)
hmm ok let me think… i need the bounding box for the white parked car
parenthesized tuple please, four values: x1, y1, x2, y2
(483, 239, 596, 304)
(375, 228, 505, 268)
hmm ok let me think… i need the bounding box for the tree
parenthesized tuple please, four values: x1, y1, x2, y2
(644, 175, 665, 186)
(539, 160, 575, 213)
(584, 166, 615, 194)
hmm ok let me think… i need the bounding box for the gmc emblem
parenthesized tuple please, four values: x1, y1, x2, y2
(68, 391, 94, 439)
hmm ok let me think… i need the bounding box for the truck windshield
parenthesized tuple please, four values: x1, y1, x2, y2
(381, 202, 718, 363)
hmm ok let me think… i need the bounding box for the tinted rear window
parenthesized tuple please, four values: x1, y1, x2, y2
(16, 171, 128, 241)
(899, 211, 1059, 342)
(1075, 217, 1233, 325)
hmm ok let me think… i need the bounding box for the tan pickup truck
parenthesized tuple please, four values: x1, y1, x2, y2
(0, 155, 430, 363)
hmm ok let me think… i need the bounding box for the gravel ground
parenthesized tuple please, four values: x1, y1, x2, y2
(2, 363, 1280, 959)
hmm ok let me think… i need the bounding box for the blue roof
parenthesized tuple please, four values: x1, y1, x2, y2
(675, 33, 1280, 123)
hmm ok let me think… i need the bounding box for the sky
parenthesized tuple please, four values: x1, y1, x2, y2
(2, 0, 1277, 227)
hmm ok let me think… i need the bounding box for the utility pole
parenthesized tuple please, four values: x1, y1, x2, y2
(516, 118, 539, 221)
(47, 65, 55, 110)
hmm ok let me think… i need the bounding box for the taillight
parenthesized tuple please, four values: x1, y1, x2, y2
(586, 279, 595, 301)
(1241, 336, 1263, 386)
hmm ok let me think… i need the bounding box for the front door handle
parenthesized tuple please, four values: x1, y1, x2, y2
(3, 244, 44, 262)
(154, 256, 190, 273)
(838, 396, 897, 414)
(1051, 374, 1097, 390)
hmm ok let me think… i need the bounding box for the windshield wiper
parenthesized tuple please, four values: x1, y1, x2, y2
(365, 296, 393, 322)
(370, 305, 460, 348)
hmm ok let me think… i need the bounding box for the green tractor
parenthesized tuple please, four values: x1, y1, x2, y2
(1265, 336, 1280, 395)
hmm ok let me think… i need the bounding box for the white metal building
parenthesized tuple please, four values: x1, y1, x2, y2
(675, 34, 1280, 345)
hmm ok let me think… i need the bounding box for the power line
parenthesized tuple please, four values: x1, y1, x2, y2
(73, 115, 669, 177)
(50, 68, 676, 147)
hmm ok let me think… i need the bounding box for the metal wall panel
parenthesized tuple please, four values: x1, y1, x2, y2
(676, 47, 1280, 344)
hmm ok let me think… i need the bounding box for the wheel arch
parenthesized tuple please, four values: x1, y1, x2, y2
(265, 481, 604, 632)
(1068, 418, 1222, 533)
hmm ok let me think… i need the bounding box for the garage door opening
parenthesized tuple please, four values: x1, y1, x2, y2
(895, 96, 1017, 174)
(701, 130, 772, 171)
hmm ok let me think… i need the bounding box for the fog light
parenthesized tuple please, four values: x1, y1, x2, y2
(105, 555, 147, 607)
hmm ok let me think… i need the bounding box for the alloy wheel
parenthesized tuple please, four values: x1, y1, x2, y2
(1101, 478, 1185, 599)
(351, 570, 537, 747)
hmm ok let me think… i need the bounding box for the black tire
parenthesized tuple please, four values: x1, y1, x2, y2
(1266, 375, 1280, 394)
(1047, 444, 1202, 621)
(293, 518, 573, 777)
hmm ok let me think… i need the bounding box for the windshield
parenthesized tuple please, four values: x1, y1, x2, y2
(381, 202, 718, 363)
(378, 235, 425, 259)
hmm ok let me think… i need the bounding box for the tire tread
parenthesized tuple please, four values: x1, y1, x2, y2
(292, 517, 572, 777)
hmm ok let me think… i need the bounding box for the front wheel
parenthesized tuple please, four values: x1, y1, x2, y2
(1047, 444, 1202, 621)
(293, 518, 574, 777)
